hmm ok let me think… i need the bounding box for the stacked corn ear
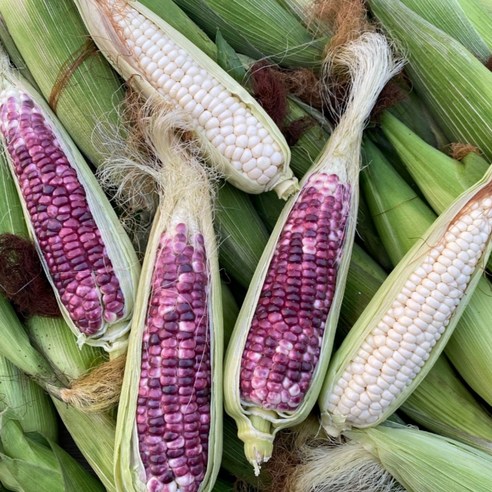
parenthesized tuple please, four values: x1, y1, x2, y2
(115, 113, 222, 492)
(458, 0, 492, 51)
(369, 0, 492, 161)
(0, 60, 140, 350)
(0, 415, 105, 492)
(379, 114, 492, 406)
(173, 0, 327, 68)
(339, 229, 492, 454)
(0, 0, 125, 168)
(74, 0, 298, 199)
(399, 0, 490, 61)
(224, 32, 403, 472)
(319, 156, 492, 437)
(287, 423, 492, 492)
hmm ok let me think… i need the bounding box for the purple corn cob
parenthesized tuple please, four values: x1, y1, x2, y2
(240, 173, 351, 411)
(0, 88, 125, 335)
(137, 223, 211, 492)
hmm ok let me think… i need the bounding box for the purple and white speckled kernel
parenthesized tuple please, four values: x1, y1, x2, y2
(0, 89, 125, 335)
(137, 223, 211, 492)
(240, 173, 351, 411)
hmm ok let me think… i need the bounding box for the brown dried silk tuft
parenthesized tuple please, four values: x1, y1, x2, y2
(0, 233, 60, 317)
(0, 88, 125, 335)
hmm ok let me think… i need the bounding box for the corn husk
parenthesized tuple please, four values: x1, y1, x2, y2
(0, 355, 57, 443)
(74, 0, 296, 199)
(458, 0, 492, 51)
(287, 423, 492, 492)
(369, 0, 492, 161)
(320, 157, 492, 436)
(26, 315, 118, 491)
(376, 117, 492, 406)
(278, 0, 333, 37)
(216, 185, 271, 289)
(388, 90, 448, 149)
(0, 0, 124, 168)
(399, 0, 490, 61)
(0, 415, 104, 492)
(225, 32, 403, 472)
(173, 0, 327, 68)
(0, 63, 140, 350)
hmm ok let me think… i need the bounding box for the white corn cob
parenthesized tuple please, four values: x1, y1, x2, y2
(320, 166, 492, 436)
(74, 0, 297, 198)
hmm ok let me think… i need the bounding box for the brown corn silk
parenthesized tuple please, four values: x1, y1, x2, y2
(224, 32, 404, 472)
(115, 113, 222, 492)
(0, 65, 139, 351)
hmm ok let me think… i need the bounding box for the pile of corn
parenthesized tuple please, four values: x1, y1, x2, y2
(0, 0, 491, 491)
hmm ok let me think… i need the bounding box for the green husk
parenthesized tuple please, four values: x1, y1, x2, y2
(0, 0, 124, 168)
(458, 0, 492, 51)
(0, 417, 104, 492)
(399, 0, 490, 60)
(369, 0, 492, 160)
(362, 140, 492, 406)
(380, 112, 488, 214)
(216, 185, 270, 289)
(0, 357, 57, 443)
(387, 90, 448, 149)
(173, 0, 327, 68)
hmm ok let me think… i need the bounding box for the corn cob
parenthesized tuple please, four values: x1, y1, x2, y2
(378, 115, 492, 406)
(369, 0, 492, 161)
(225, 32, 402, 471)
(173, 0, 327, 68)
(285, 423, 492, 492)
(114, 111, 222, 492)
(318, 149, 492, 436)
(399, 0, 490, 61)
(0, 61, 139, 350)
(74, 0, 297, 199)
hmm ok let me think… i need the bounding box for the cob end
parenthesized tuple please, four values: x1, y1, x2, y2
(321, 410, 349, 438)
(272, 176, 300, 200)
(237, 414, 275, 476)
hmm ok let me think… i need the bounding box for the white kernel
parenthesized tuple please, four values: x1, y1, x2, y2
(236, 135, 249, 148)
(240, 149, 253, 163)
(421, 279, 436, 290)
(367, 384, 384, 396)
(392, 352, 406, 365)
(206, 128, 220, 140)
(362, 372, 378, 384)
(271, 152, 284, 166)
(357, 410, 371, 422)
(381, 364, 397, 378)
(225, 145, 236, 159)
(441, 272, 455, 284)
(242, 159, 257, 173)
(248, 168, 263, 180)
(180, 94, 193, 107)
(164, 61, 178, 75)
(184, 99, 197, 112)
(350, 406, 362, 417)
(256, 156, 271, 170)
(248, 136, 261, 147)
(174, 85, 186, 100)
(359, 392, 372, 406)
(373, 335, 386, 347)
(386, 338, 400, 351)
(212, 103, 227, 117)
(205, 117, 220, 129)
(367, 355, 383, 370)
(212, 135, 225, 146)
(378, 345, 393, 359)
(157, 73, 170, 88)
(265, 165, 279, 178)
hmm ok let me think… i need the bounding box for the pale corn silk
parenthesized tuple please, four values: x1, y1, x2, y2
(327, 195, 492, 426)
(240, 173, 351, 411)
(0, 88, 125, 335)
(106, 0, 285, 186)
(137, 223, 211, 492)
